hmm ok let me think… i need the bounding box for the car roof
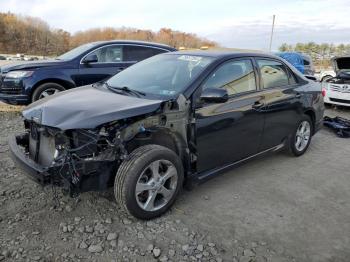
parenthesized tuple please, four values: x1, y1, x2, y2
(165, 50, 282, 60)
(89, 40, 176, 50)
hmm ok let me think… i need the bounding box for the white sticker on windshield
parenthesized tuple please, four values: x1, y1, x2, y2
(178, 55, 202, 62)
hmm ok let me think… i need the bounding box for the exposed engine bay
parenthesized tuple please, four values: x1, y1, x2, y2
(16, 95, 194, 197)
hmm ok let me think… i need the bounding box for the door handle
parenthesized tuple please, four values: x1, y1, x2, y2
(295, 93, 301, 98)
(252, 101, 264, 109)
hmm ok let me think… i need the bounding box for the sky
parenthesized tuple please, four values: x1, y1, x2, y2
(1, 0, 350, 50)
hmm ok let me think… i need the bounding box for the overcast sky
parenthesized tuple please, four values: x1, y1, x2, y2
(1, 0, 350, 50)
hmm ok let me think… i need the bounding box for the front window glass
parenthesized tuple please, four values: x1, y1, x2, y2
(106, 54, 214, 98)
(203, 59, 256, 95)
(57, 43, 96, 60)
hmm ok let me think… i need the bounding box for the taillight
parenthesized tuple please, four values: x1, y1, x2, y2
(322, 88, 326, 97)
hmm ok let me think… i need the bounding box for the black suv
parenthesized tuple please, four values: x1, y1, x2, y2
(0, 40, 176, 104)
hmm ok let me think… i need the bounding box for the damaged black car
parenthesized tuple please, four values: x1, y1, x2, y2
(9, 51, 324, 219)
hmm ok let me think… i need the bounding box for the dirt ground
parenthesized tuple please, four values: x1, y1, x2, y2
(0, 106, 350, 262)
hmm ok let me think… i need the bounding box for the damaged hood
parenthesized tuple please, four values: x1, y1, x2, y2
(22, 85, 164, 130)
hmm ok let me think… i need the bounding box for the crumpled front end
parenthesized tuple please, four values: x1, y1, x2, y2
(9, 119, 128, 196)
(10, 95, 194, 197)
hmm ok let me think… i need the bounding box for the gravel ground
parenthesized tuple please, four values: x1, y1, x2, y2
(0, 106, 350, 262)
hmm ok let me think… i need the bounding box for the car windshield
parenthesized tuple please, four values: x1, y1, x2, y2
(106, 54, 214, 98)
(56, 43, 96, 60)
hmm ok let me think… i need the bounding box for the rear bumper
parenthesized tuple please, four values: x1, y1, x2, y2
(0, 93, 30, 105)
(324, 87, 350, 107)
(8, 133, 50, 185)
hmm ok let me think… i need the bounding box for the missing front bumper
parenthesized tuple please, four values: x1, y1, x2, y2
(8, 133, 51, 185)
(8, 133, 117, 193)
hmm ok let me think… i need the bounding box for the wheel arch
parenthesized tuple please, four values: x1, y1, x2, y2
(303, 109, 316, 134)
(30, 78, 76, 98)
(126, 128, 190, 177)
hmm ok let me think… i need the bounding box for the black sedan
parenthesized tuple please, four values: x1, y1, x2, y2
(9, 51, 324, 219)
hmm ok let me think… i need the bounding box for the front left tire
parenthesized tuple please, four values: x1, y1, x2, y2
(114, 144, 184, 220)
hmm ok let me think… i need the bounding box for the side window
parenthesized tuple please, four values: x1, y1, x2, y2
(303, 59, 310, 66)
(202, 59, 256, 96)
(124, 46, 166, 62)
(90, 45, 123, 63)
(257, 59, 289, 88)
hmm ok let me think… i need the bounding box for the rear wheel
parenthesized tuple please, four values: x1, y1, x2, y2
(289, 115, 313, 156)
(32, 82, 65, 102)
(114, 144, 184, 219)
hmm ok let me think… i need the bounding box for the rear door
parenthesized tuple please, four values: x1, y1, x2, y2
(255, 58, 303, 150)
(195, 58, 265, 172)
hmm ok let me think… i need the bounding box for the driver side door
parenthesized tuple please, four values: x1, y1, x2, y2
(195, 58, 265, 172)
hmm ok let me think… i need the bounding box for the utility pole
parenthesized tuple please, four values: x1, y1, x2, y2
(269, 15, 275, 51)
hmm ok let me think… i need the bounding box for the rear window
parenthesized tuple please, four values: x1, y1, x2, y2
(124, 46, 167, 62)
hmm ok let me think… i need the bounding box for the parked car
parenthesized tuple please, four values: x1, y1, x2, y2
(0, 40, 176, 105)
(0, 55, 6, 60)
(9, 51, 324, 219)
(276, 52, 315, 76)
(323, 56, 350, 106)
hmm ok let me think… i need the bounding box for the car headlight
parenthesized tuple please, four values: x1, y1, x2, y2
(5, 71, 33, 79)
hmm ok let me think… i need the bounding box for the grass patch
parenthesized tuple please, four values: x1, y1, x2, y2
(0, 104, 24, 112)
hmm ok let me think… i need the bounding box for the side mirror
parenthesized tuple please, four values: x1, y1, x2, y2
(304, 75, 317, 81)
(200, 87, 228, 103)
(83, 54, 98, 64)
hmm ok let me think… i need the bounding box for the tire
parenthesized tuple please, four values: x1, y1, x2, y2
(289, 115, 313, 157)
(115, 144, 184, 219)
(32, 82, 65, 102)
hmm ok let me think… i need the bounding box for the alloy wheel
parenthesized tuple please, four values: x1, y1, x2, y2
(38, 88, 61, 99)
(295, 120, 311, 152)
(135, 159, 178, 212)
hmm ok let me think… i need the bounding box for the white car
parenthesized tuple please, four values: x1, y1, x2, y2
(323, 56, 350, 106)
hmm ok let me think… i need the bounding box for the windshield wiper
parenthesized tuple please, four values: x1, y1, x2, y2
(104, 82, 145, 97)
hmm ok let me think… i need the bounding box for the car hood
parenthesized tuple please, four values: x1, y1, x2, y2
(331, 56, 350, 73)
(0, 59, 67, 73)
(22, 85, 164, 130)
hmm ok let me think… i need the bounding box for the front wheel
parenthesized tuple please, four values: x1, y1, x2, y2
(32, 82, 65, 102)
(114, 144, 184, 219)
(289, 115, 313, 156)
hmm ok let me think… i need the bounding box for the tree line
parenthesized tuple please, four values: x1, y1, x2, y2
(0, 12, 217, 56)
(279, 42, 350, 67)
